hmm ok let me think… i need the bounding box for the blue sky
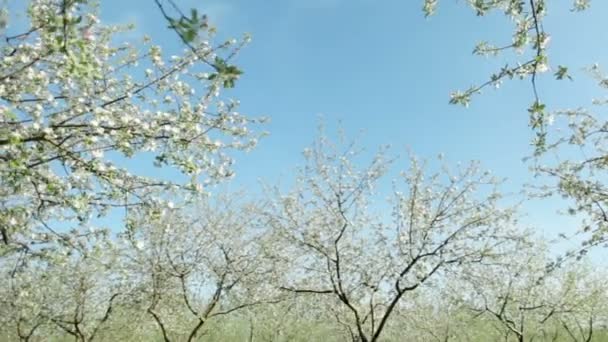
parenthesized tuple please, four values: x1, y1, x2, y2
(8, 0, 608, 254)
(94, 0, 608, 251)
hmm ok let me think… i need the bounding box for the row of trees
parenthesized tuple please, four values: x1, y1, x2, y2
(0, 132, 608, 341)
(1, 134, 607, 341)
(1, 0, 608, 341)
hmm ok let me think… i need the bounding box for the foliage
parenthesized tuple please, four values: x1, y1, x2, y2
(0, 0, 262, 259)
(120, 196, 281, 342)
(425, 0, 590, 152)
(1, 0, 607, 341)
(526, 66, 608, 253)
(424, 0, 608, 253)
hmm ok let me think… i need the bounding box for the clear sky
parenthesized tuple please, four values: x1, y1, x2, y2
(95, 0, 608, 255)
(13, 1, 608, 256)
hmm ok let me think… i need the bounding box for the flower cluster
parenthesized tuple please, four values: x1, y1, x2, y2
(0, 0, 263, 254)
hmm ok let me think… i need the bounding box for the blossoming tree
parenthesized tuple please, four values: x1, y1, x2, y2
(121, 196, 282, 342)
(266, 132, 523, 342)
(0, 0, 261, 258)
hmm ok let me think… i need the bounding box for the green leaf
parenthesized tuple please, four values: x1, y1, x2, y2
(183, 29, 196, 43)
(528, 101, 546, 114)
(554, 65, 573, 81)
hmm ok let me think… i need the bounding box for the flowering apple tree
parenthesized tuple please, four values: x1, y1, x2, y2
(459, 244, 607, 342)
(121, 196, 282, 342)
(0, 0, 262, 258)
(0, 227, 126, 341)
(266, 133, 523, 342)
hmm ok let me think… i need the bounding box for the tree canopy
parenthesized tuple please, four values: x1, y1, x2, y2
(1, 0, 608, 341)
